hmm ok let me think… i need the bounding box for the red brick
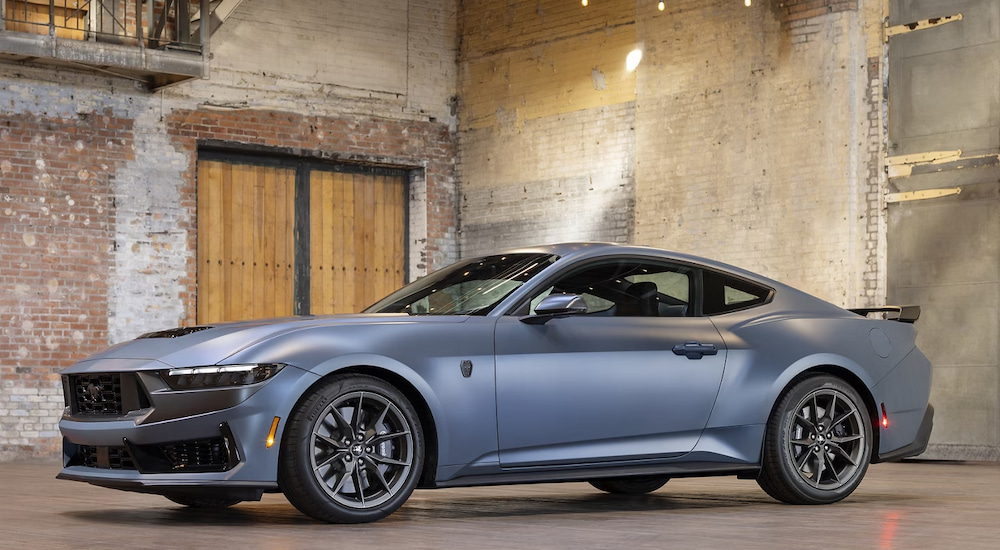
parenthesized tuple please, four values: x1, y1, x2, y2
(1, 113, 130, 456)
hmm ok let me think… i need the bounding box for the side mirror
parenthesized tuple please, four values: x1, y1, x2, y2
(520, 294, 588, 325)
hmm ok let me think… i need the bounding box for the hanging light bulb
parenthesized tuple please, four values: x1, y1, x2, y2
(658, 1, 665, 10)
(582, 0, 588, 6)
(745, 0, 752, 6)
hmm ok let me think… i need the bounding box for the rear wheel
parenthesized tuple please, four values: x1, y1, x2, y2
(758, 375, 872, 504)
(589, 475, 669, 495)
(279, 374, 424, 523)
(164, 495, 242, 508)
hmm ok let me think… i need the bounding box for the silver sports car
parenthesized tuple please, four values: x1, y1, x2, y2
(58, 243, 933, 523)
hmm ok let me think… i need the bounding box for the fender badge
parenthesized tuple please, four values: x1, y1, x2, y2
(460, 360, 473, 378)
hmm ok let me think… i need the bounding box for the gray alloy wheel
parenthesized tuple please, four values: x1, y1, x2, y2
(279, 374, 424, 523)
(589, 475, 670, 495)
(164, 495, 242, 508)
(758, 375, 872, 504)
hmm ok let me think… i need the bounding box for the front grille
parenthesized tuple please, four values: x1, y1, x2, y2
(66, 427, 237, 474)
(66, 372, 150, 417)
(71, 373, 123, 415)
(78, 445, 137, 470)
(161, 437, 228, 471)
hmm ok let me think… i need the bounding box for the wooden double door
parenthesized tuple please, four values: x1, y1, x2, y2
(196, 158, 406, 324)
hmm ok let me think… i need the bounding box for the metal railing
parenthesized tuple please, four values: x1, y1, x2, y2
(1, 0, 209, 52)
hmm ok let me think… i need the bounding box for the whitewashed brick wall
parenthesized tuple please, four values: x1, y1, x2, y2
(460, 102, 636, 254)
(634, 6, 875, 307)
(459, 0, 885, 309)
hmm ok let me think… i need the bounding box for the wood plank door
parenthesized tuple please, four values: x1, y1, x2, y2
(198, 159, 407, 323)
(309, 170, 406, 314)
(197, 160, 296, 324)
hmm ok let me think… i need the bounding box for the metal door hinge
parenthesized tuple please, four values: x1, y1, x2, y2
(885, 187, 961, 204)
(886, 14, 962, 42)
(885, 150, 961, 178)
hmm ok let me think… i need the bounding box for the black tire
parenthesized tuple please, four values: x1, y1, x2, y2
(758, 375, 872, 504)
(279, 374, 424, 523)
(589, 475, 670, 495)
(164, 495, 242, 508)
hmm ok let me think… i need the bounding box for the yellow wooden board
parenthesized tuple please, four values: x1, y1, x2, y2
(197, 160, 295, 324)
(5, 3, 87, 40)
(308, 170, 405, 315)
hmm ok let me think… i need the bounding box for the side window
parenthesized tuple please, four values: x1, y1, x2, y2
(629, 271, 689, 303)
(702, 269, 771, 315)
(526, 259, 692, 317)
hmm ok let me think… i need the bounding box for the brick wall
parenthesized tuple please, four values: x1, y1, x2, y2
(863, 54, 887, 305)
(459, 0, 884, 307)
(633, 1, 878, 305)
(460, 103, 635, 253)
(0, 112, 134, 460)
(458, 0, 638, 254)
(0, 0, 458, 461)
(179, 0, 458, 125)
(776, 0, 860, 26)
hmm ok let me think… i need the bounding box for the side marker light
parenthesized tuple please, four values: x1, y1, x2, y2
(880, 403, 889, 429)
(266, 416, 281, 448)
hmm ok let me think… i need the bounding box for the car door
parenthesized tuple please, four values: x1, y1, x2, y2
(494, 258, 728, 468)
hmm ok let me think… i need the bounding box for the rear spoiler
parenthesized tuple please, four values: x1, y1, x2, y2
(848, 305, 920, 323)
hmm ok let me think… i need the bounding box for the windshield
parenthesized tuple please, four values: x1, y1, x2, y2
(365, 253, 559, 315)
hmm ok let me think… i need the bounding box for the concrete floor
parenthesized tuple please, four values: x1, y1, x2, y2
(5, 461, 999, 549)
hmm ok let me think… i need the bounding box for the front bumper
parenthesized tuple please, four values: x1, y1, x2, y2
(58, 362, 318, 496)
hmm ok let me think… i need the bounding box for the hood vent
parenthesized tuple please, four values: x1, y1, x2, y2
(138, 326, 213, 339)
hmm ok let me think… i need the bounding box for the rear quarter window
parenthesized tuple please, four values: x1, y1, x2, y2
(702, 269, 772, 315)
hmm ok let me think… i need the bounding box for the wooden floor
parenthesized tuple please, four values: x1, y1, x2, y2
(6, 461, 999, 549)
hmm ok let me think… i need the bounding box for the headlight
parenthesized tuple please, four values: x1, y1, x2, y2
(162, 364, 285, 390)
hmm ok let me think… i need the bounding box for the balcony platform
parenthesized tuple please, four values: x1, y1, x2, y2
(0, 30, 205, 88)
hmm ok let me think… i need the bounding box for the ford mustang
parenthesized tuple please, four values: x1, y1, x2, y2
(58, 243, 933, 523)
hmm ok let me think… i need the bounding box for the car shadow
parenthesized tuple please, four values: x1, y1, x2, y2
(60, 489, 923, 526)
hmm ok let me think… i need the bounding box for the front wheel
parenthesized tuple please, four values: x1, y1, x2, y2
(279, 375, 424, 523)
(757, 375, 872, 504)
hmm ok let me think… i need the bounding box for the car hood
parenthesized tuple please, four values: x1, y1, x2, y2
(72, 314, 466, 369)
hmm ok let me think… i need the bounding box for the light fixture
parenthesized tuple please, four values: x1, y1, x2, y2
(626, 49, 643, 71)
(266, 416, 280, 448)
(745, 0, 751, 6)
(162, 363, 285, 389)
(582, 0, 588, 6)
(658, 1, 665, 10)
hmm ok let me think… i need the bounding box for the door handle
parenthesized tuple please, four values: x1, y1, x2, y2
(672, 342, 718, 360)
